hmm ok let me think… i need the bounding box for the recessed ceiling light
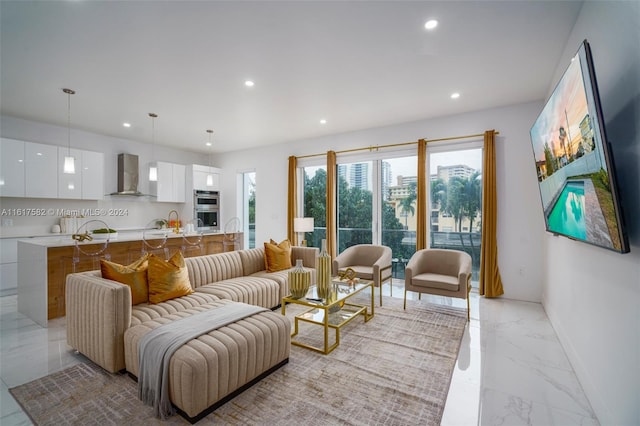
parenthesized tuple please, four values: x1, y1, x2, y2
(320, 119, 327, 124)
(424, 19, 438, 30)
(450, 92, 460, 99)
(206, 142, 212, 147)
(123, 122, 131, 128)
(244, 80, 255, 87)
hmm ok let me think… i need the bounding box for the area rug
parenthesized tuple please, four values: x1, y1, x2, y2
(9, 296, 467, 425)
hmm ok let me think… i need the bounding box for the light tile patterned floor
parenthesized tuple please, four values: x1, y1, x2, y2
(0, 280, 598, 425)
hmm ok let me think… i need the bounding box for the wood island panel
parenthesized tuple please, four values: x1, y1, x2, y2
(46, 233, 243, 320)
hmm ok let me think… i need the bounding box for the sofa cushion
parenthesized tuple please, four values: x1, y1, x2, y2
(100, 253, 150, 305)
(131, 292, 221, 327)
(185, 251, 244, 288)
(412, 272, 459, 292)
(238, 247, 265, 276)
(264, 239, 292, 272)
(148, 252, 194, 304)
(195, 277, 281, 309)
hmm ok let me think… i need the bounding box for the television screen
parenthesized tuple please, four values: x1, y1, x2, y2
(529, 40, 629, 253)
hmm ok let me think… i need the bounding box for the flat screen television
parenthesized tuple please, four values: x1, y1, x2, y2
(529, 39, 629, 253)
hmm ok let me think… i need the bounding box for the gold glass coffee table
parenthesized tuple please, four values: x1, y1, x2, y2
(281, 279, 374, 354)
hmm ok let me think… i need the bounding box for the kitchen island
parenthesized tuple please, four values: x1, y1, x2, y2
(17, 231, 243, 326)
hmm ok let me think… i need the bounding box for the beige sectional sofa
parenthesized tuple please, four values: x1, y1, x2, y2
(65, 245, 317, 421)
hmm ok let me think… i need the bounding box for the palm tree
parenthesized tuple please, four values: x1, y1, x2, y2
(399, 196, 415, 229)
(444, 176, 466, 231)
(462, 172, 482, 232)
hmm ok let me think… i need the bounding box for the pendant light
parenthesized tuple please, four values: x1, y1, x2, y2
(206, 129, 214, 187)
(148, 113, 158, 181)
(62, 88, 76, 174)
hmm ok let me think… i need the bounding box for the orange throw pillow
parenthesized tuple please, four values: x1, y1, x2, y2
(147, 252, 194, 304)
(264, 239, 292, 272)
(100, 254, 150, 305)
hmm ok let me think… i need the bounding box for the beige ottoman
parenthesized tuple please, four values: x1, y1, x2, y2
(124, 300, 290, 422)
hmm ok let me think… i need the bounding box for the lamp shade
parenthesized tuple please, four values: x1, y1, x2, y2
(63, 155, 76, 174)
(294, 217, 314, 233)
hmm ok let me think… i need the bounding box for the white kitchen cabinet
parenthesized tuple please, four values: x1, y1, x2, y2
(81, 150, 104, 199)
(151, 161, 186, 202)
(58, 148, 104, 200)
(192, 164, 221, 191)
(58, 147, 82, 199)
(0, 238, 20, 296)
(0, 138, 25, 197)
(25, 142, 58, 198)
(172, 163, 186, 203)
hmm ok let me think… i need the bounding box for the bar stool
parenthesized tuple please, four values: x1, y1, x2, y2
(60, 219, 112, 318)
(140, 218, 170, 261)
(70, 219, 112, 272)
(223, 217, 242, 251)
(181, 218, 204, 257)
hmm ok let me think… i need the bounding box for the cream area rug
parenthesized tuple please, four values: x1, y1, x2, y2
(10, 296, 467, 425)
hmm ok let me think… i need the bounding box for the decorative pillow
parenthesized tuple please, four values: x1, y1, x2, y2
(264, 239, 292, 272)
(147, 251, 194, 304)
(100, 254, 150, 305)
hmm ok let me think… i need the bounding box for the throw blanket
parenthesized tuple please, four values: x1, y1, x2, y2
(137, 302, 267, 419)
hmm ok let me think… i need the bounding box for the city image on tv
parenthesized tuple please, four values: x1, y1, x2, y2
(529, 41, 628, 253)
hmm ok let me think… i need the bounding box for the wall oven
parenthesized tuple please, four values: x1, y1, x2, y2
(194, 190, 219, 230)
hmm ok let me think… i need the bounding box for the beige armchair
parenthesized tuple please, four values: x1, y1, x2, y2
(404, 249, 472, 320)
(332, 244, 392, 305)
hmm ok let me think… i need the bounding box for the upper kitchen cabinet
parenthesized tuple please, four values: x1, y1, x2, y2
(25, 142, 58, 198)
(80, 150, 104, 200)
(192, 164, 221, 191)
(0, 138, 25, 197)
(58, 148, 104, 200)
(150, 161, 185, 203)
(58, 147, 82, 199)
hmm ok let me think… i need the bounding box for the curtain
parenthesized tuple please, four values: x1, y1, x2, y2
(287, 156, 297, 245)
(480, 130, 504, 297)
(326, 151, 337, 258)
(416, 139, 427, 251)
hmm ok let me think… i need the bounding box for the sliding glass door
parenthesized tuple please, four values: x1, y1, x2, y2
(302, 165, 326, 248)
(381, 156, 418, 278)
(337, 161, 373, 251)
(427, 145, 482, 284)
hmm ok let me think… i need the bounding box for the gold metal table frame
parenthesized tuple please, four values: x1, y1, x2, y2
(281, 280, 374, 354)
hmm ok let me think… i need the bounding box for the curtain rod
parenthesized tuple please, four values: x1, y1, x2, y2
(295, 130, 499, 160)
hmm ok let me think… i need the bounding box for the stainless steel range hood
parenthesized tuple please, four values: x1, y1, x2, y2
(110, 153, 145, 196)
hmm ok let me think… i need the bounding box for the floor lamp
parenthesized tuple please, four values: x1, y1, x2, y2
(294, 217, 314, 246)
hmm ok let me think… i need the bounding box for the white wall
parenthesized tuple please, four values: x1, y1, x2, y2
(0, 115, 206, 236)
(216, 101, 546, 303)
(542, 2, 640, 425)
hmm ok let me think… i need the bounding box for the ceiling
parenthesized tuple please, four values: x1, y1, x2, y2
(0, 1, 583, 154)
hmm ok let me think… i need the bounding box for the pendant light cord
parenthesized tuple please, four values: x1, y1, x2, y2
(63, 88, 75, 155)
(149, 113, 157, 159)
(207, 129, 213, 167)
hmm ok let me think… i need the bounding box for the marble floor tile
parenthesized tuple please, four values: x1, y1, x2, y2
(0, 285, 599, 425)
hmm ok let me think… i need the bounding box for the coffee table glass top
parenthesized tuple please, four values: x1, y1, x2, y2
(285, 280, 369, 307)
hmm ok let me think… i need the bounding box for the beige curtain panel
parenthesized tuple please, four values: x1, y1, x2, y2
(480, 130, 504, 297)
(287, 156, 297, 245)
(416, 139, 427, 251)
(326, 151, 337, 258)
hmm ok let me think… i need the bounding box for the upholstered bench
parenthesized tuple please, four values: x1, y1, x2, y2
(194, 276, 281, 309)
(123, 299, 290, 423)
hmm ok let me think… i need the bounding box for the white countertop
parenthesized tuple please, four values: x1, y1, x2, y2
(16, 229, 223, 247)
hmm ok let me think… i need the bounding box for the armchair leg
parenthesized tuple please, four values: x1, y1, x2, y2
(467, 297, 470, 321)
(403, 290, 407, 310)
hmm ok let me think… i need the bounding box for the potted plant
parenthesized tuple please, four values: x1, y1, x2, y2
(92, 228, 118, 239)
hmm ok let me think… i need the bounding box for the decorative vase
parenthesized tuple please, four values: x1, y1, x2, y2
(288, 259, 311, 299)
(316, 239, 332, 299)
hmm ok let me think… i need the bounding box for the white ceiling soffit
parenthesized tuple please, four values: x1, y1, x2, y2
(0, 1, 583, 154)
